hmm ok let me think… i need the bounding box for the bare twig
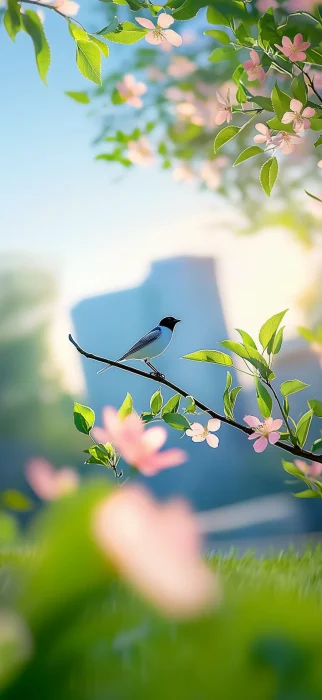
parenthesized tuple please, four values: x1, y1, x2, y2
(69, 334, 322, 464)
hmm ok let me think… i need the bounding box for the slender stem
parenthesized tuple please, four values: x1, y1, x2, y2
(69, 334, 322, 464)
(298, 65, 322, 105)
(266, 381, 292, 436)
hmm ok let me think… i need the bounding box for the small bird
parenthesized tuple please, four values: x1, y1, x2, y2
(97, 316, 181, 376)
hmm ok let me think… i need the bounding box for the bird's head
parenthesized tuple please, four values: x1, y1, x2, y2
(159, 316, 181, 331)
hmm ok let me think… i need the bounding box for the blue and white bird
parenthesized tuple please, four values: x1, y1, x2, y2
(97, 316, 181, 376)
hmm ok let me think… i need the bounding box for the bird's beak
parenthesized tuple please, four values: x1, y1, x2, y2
(175, 319, 182, 324)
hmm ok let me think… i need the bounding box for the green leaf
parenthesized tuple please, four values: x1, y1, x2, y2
(184, 396, 196, 413)
(266, 116, 294, 133)
(230, 386, 242, 411)
(100, 21, 148, 43)
(88, 35, 110, 56)
(271, 83, 291, 120)
(118, 393, 133, 419)
(163, 412, 190, 431)
(256, 379, 272, 419)
(223, 371, 233, 419)
(68, 21, 88, 41)
(2, 490, 33, 512)
(308, 399, 322, 417)
(65, 91, 90, 104)
(233, 146, 264, 167)
(84, 443, 114, 467)
(260, 157, 278, 197)
(283, 397, 289, 417)
(280, 380, 309, 397)
(76, 39, 102, 85)
(183, 349, 233, 366)
(208, 46, 235, 62)
(298, 325, 316, 342)
(150, 389, 163, 415)
(308, 117, 322, 132)
(236, 328, 257, 349)
(74, 402, 95, 434)
(204, 29, 231, 44)
(4, 0, 21, 41)
(206, 5, 230, 26)
(294, 490, 321, 499)
(97, 16, 120, 35)
(214, 126, 240, 154)
(258, 8, 279, 49)
(267, 326, 284, 355)
(22, 10, 51, 84)
(172, 0, 206, 21)
(305, 190, 322, 203)
(291, 74, 307, 104)
(296, 410, 313, 448)
(141, 412, 154, 423)
(249, 95, 274, 112)
(312, 438, 322, 453)
(259, 309, 288, 351)
(162, 394, 181, 415)
(314, 134, 322, 148)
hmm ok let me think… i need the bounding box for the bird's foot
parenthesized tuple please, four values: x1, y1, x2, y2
(150, 371, 165, 380)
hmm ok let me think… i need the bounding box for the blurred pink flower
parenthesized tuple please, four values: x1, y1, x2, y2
(294, 459, 322, 477)
(26, 459, 79, 500)
(318, 160, 322, 168)
(244, 416, 282, 453)
(181, 28, 196, 44)
(257, 0, 277, 9)
(147, 66, 164, 82)
(92, 408, 186, 475)
(176, 101, 204, 125)
(93, 485, 220, 617)
(199, 160, 226, 190)
(287, 0, 316, 10)
(186, 419, 221, 448)
(127, 136, 154, 166)
(253, 123, 273, 145)
(282, 98, 315, 131)
(243, 50, 266, 83)
(136, 13, 182, 48)
(274, 130, 302, 154)
(168, 56, 196, 78)
(275, 34, 310, 63)
(172, 163, 196, 182)
(215, 90, 233, 125)
(52, 0, 79, 14)
(116, 74, 147, 108)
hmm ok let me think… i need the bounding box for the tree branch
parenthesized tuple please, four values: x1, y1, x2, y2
(68, 334, 322, 464)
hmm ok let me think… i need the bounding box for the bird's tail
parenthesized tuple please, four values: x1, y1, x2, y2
(97, 357, 124, 375)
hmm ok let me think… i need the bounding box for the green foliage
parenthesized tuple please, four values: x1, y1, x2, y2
(162, 412, 190, 431)
(150, 389, 163, 415)
(1, 490, 33, 512)
(256, 379, 272, 419)
(280, 380, 309, 397)
(233, 146, 264, 167)
(65, 91, 90, 104)
(183, 350, 233, 366)
(162, 394, 181, 415)
(100, 21, 148, 44)
(259, 310, 288, 352)
(3, 0, 21, 41)
(223, 371, 242, 421)
(118, 393, 133, 419)
(84, 442, 115, 468)
(260, 157, 279, 197)
(22, 10, 51, 84)
(308, 399, 322, 418)
(296, 410, 313, 448)
(76, 39, 102, 86)
(74, 402, 95, 434)
(214, 126, 240, 154)
(204, 29, 231, 45)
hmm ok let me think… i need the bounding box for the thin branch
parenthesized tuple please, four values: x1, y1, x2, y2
(19, 0, 68, 20)
(298, 65, 322, 105)
(68, 334, 322, 464)
(266, 380, 293, 437)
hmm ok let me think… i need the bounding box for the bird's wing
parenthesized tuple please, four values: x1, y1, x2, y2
(120, 326, 162, 360)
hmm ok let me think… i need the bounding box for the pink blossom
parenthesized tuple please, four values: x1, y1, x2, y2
(243, 50, 266, 83)
(181, 28, 196, 44)
(136, 13, 182, 48)
(244, 415, 283, 453)
(92, 407, 186, 475)
(200, 160, 226, 190)
(147, 66, 164, 82)
(52, 0, 79, 14)
(176, 101, 204, 126)
(273, 130, 302, 155)
(168, 56, 196, 78)
(116, 74, 147, 108)
(286, 0, 316, 10)
(282, 98, 315, 132)
(215, 90, 233, 125)
(294, 459, 322, 477)
(26, 459, 79, 500)
(275, 34, 310, 63)
(186, 419, 221, 448)
(172, 163, 196, 182)
(253, 123, 273, 146)
(127, 136, 154, 167)
(318, 160, 322, 168)
(257, 0, 277, 10)
(93, 485, 220, 617)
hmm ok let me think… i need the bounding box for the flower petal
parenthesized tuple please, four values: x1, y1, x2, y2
(253, 436, 268, 453)
(270, 419, 283, 431)
(302, 106, 315, 118)
(157, 12, 174, 28)
(207, 418, 221, 433)
(248, 432, 260, 440)
(142, 426, 167, 453)
(145, 32, 163, 45)
(250, 49, 260, 65)
(282, 112, 296, 124)
(282, 35, 293, 48)
(164, 29, 182, 46)
(135, 16, 155, 29)
(268, 431, 280, 445)
(290, 98, 303, 113)
(206, 433, 219, 448)
(255, 123, 269, 135)
(150, 448, 187, 471)
(192, 434, 206, 442)
(244, 415, 261, 428)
